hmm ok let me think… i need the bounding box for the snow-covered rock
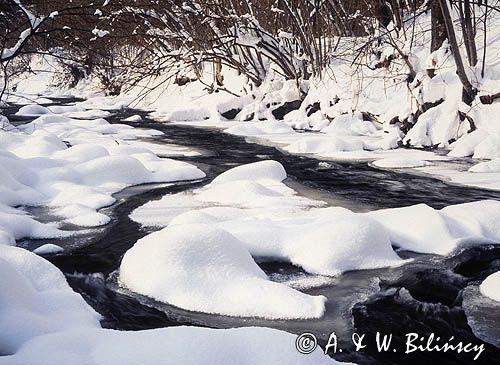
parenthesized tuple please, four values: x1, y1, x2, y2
(122, 114, 142, 122)
(119, 224, 326, 319)
(211, 160, 287, 185)
(15, 104, 53, 116)
(33, 244, 64, 255)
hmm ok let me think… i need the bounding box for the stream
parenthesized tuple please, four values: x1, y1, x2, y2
(4, 101, 500, 365)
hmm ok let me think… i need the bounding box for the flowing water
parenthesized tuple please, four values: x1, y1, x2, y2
(3, 101, 500, 364)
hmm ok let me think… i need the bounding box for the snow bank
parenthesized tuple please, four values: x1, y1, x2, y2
(120, 224, 326, 319)
(284, 136, 365, 155)
(479, 271, 500, 302)
(0, 245, 343, 365)
(4, 326, 341, 365)
(131, 160, 323, 227)
(0, 107, 205, 240)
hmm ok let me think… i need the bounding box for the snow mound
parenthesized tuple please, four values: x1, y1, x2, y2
(321, 114, 377, 136)
(480, 271, 500, 302)
(79, 155, 152, 186)
(473, 136, 500, 159)
(167, 107, 210, 121)
(15, 104, 53, 116)
(211, 160, 287, 185)
(119, 224, 326, 319)
(33, 244, 64, 255)
(122, 114, 142, 122)
(165, 206, 404, 277)
(283, 215, 402, 276)
(469, 158, 500, 173)
(450, 132, 500, 160)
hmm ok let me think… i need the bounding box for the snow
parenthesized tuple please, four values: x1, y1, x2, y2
(469, 158, 500, 173)
(211, 160, 286, 185)
(372, 157, 430, 168)
(480, 271, 500, 302)
(417, 164, 500, 191)
(15, 104, 53, 116)
(0, 245, 344, 365)
(122, 114, 142, 122)
(225, 121, 296, 136)
(370, 201, 500, 255)
(4, 326, 341, 365)
(320, 114, 377, 136)
(0, 103, 205, 247)
(284, 136, 365, 155)
(33, 244, 64, 255)
(473, 136, 500, 159)
(119, 224, 326, 319)
(0, 245, 101, 355)
(92, 28, 110, 38)
(134, 162, 500, 271)
(126, 161, 406, 317)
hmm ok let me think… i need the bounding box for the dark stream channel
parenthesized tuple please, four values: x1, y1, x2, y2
(3, 101, 500, 364)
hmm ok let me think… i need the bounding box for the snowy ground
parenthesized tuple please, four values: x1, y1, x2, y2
(1, 94, 499, 363)
(3, 10, 500, 357)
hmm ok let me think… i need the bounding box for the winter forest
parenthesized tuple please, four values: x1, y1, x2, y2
(1, 1, 500, 364)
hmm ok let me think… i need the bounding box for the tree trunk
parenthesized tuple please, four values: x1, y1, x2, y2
(430, 0, 447, 52)
(462, 0, 478, 66)
(214, 58, 224, 87)
(438, 0, 476, 104)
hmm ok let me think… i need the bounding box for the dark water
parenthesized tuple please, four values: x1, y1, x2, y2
(3, 102, 500, 364)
